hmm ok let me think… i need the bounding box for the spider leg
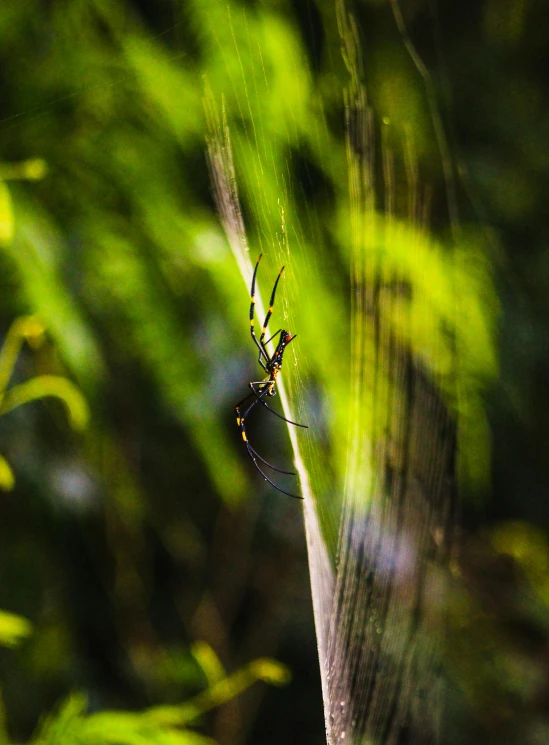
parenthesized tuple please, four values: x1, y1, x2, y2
(259, 265, 285, 346)
(257, 329, 282, 368)
(235, 387, 302, 497)
(263, 329, 282, 345)
(250, 255, 269, 368)
(247, 442, 296, 475)
(235, 385, 267, 423)
(249, 382, 308, 429)
(244, 442, 304, 500)
(257, 349, 268, 370)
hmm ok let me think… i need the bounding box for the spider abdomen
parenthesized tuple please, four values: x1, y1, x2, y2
(268, 329, 293, 371)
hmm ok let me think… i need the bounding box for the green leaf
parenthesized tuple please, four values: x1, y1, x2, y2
(0, 610, 32, 649)
(0, 456, 15, 492)
(0, 376, 90, 432)
(0, 181, 14, 247)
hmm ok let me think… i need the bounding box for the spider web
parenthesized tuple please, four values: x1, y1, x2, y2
(206, 91, 455, 745)
(206, 80, 337, 734)
(206, 1, 497, 742)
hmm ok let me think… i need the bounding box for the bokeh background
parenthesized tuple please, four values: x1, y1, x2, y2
(1, 1, 549, 744)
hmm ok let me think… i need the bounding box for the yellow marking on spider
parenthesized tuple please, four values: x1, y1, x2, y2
(242, 431, 247, 442)
(250, 319, 254, 326)
(236, 417, 241, 426)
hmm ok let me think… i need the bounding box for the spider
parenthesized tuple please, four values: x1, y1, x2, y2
(235, 254, 307, 499)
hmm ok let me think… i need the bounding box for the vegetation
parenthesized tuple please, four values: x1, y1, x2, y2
(1, 1, 549, 743)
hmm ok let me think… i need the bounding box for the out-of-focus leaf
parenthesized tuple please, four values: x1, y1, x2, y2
(0, 159, 48, 183)
(0, 455, 15, 491)
(146, 657, 291, 726)
(1, 159, 48, 247)
(0, 375, 90, 431)
(247, 658, 292, 687)
(32, 693, 87, 745)
(0, 316, 46, 399)
(0, 610, 32, 649)
(0, 181, 14, 247)
(29, 655, 287, 745)
(490, 521, 549, 605)
(3, 199, 105, 392)
(190, 642, 226, 687)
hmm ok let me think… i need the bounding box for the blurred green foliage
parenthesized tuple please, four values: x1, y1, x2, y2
(12, 649, 289, 745)
(0, 611, 32, 650)
(0, 314, 89, 491)
(0, 0, 549, 743)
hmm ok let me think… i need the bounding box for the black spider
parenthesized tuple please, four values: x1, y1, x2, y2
(235, 255, 307, 499)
